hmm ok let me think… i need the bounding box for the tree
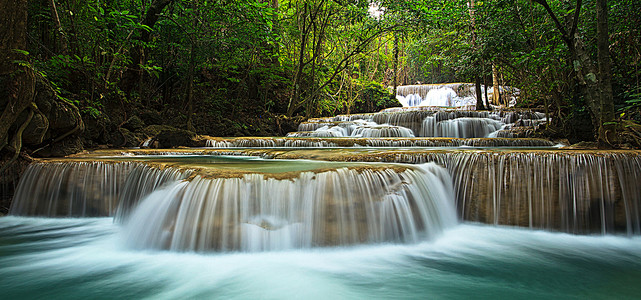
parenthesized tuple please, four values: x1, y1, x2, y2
(0, 0, 35, 165)
(532, 0, 615, 144)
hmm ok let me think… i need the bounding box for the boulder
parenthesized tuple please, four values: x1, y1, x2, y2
(22, 112, 48, 146)
(123, 116, 145, 132)
(155, 128, 197, 148)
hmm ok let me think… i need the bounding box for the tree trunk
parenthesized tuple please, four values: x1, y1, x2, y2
(48, 0, 68, 54)
(393, 33, 399, 98)
(483, 73, 490, 108)
(186, 11, 196, 132)
(532, 0, 605, 141)
(124, 0, 174, 96)
(474, 76, 485, 110)
(0, 0, 35, 152)
(492, 64, 501, 106)
(469, 0, 485, 110)
(597, 0, 615, 143)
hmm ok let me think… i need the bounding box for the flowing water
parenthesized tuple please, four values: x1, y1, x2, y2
(2, 91, 641, 298)
(1, 217, 640, 299)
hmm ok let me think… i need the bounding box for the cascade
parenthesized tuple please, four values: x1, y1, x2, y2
(10, 162, 135, 217)
(395, 83, 520, 108)
(206, 137, 555, 148)
(122, 163, 457, 252)
(288, 108, 545, 138)
(4, 99, 641, 299)
(10, 162, 190, 217)
(391, 151, 641, 234)
(420, 117, 504, 138)
(115, 148, 641, 234)
(217, 148, 637, 235)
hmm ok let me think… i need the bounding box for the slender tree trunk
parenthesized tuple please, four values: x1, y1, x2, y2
(286, 3, 309, 117)
(393, 33, 399, 97)
(483, 72, 490, 108)
(186, 47, 194, 132)
(532, 0, 605, 140)
(492, 63, 501, 106)
(186, 12, 196, 132)
(48, 0, 67, 54)
(270, 0, 281, 68)
(469, 0, 485, 110)
(474, 77, 484, 110)
(597, 0, 615, 143)
(124, 0, 174, 96)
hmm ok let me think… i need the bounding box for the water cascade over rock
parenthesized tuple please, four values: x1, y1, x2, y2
(10, 162, 190, 217)
(205, 137, 555, 148)
(395, 83, 520, 108)
(122, 163, 457, 251)
(286, 107, 546, 139)
(209, 148, 637, 235)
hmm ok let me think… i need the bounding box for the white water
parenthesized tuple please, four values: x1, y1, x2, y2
(121, 163, 457, 252)
(421, 117, 504, 138)
(288, 106, 546, 139)
(395, 83, 520, 108)
(2, 217, 641, 299)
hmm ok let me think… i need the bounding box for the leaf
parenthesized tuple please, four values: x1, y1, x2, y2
(12, 49, 29, 56)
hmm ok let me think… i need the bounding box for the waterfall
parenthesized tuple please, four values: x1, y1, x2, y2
(368, 151, 641, 235)
(288, 107, 544, 139)
(205, 137, 555, 148)
(350, 125, 415, 138)
(10, 149, 639, 236)
(10, 162, 190, 217)
(421, 117, 504, 138)
(395, 84, 477, 107)
(168, 148, 639, 235)
(121, 163, 457, 252)
(10, 162, 135, 217)
(395, 83, 520, 108)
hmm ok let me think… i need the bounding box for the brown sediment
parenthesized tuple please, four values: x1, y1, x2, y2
(35, 149, 413, 180)
(184, 164, 411, 181)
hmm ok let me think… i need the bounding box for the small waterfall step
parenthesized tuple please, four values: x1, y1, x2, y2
(122, 163, 457, 252)
(204, 137, 556, 148)
(395, 83, 520, 107)
(291, 108, 546, 138)
(116, 148, 641, 235)
(9, 155, 458, 251)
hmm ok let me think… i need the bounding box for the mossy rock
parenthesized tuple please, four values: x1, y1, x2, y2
(123, 116, 145, 132)
(155, 128, 197, 148)
(36, 135, 83, 157)
(140, 125, 176, 137)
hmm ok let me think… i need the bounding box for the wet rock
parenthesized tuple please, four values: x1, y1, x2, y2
(123, 116, 145, 132)
(140, 125, 176, 137)
(36, 135, 83, 157)
(120, 128, 142, 147)
(140, 110, 163, 125)
(155, 128, 197, 148)
(22, 112, 48, 146)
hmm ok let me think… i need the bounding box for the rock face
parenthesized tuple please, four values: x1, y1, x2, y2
(19, 79, 85, 157)
(155, 128, 197, 148)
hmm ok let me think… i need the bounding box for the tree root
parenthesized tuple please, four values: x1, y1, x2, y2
(30, 97, 84, 156)
(30, 122, 81, 156)
(0, 107, 34, 174)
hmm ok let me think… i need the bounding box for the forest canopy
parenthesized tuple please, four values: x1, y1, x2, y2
(1, 0, 641, 152)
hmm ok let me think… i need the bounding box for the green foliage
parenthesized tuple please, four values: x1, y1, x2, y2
(20, 0, 640, 140)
